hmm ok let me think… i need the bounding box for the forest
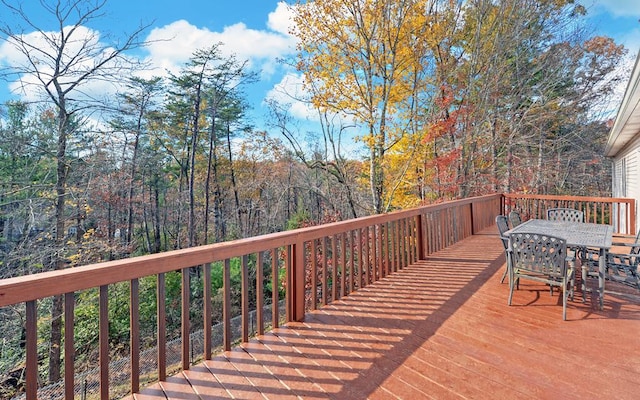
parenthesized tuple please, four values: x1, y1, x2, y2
(0, 0, 629, 397)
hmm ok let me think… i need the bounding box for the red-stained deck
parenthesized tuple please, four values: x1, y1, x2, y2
(124, 229, 640, 399)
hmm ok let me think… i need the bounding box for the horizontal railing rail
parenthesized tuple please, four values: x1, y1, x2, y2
(0, 194, 502, 400)
(502, 193, 636, 235)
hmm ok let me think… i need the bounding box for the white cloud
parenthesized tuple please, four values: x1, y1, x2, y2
(142, 3, 296, 80)
(1, 2, 298, 107)
(265, 72, 318, 121)
(592, 0, 640, 17)
(268, 2, 295, 36)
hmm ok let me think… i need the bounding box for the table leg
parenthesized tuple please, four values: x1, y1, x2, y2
(598, 248, 605, 310)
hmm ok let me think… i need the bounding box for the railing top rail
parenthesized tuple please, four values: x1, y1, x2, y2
(503, 193, 633, 203)
(0, 194, 502, 307)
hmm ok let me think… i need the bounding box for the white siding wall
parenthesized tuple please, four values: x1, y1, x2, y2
(613, 137, 640, 233)
(612, 158, 624, 197)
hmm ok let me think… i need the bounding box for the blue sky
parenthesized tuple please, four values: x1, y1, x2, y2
(1, 0, 639, 133)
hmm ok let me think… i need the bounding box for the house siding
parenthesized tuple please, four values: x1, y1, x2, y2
(612, 136, 640, 233)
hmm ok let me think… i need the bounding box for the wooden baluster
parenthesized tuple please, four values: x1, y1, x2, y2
(391, 221, 397, 272)
(223, 259, 231, 351)
(356, 228, 363, 288)
(130, 278, 140, 393)
(332, 235, 338, 301)
(181, 269, 189, 370)
(204, 263, 212, 359)
(99, 285, 109, 399)
(242, 255, 249, 343)
(322, 237, 328, 305)
(256, 252, 264, 336)
(373, 225, 378, 280)
(364, 227, 370, 285)
(25, 300, 37, 400)
(271, 249, 279, 329)
(64, 293, 75, 400)
(311, 239, 318, 309)
(341, 232, 347, 297)
(157, 273, 166, 381)
(349, 230, 356, 292)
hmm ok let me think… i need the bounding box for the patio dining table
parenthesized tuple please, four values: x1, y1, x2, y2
(505, 219, 613, 310)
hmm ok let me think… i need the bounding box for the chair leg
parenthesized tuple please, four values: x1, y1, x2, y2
(508, 274, 515, 306)
(569, 275, 575, 301)
(581, 265, 587, 303)
(562, 285, 567, 321)
(501, 255, 512, 284)
(568, 260, 575, 302)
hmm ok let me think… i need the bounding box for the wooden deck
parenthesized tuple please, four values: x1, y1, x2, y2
(125, 229, 640, 399)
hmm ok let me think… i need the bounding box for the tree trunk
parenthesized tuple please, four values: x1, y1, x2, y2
(204, 104, 217, 243)
(226, 122, 242, 236)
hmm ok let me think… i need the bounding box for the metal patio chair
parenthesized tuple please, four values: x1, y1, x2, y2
(508, 232, 575, 320)
(496, 215, 511, 284)
(508, 210, 522, 229)
(547, 207, 585, 259)
(546, 207, 584, 223)
(583, 231, 640, 292)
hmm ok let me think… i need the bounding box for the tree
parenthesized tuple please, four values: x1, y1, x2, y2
(462, 1, 625, 196)
(0, 0, 150, 383)
(200, 52, 257, 242)
(292, 0, 624, 205)
(267, 98, 362, 219)
(168, 45, 257, 244)
(111, 76, 164, 248)
(292, 0, 431, 213)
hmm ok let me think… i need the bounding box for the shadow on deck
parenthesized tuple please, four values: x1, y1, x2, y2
(125, 228, 640, 399)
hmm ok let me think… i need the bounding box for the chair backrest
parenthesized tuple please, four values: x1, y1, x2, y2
(630, 230, 640, 257)
(509, 232, 568, 278)
(495, 215, 510, 250)
(546, 208, 584, 223)
(508, 210, 522, 228)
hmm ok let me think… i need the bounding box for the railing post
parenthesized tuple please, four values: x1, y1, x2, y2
(416, 214, 425, 260)
(286, 241, 306, 322)
(630, 200, 637, 234)
(470, 203, 476, 236)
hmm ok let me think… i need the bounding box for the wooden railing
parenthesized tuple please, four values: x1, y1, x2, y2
(502, 194, 636, 235)
(0, 193, 633, 399)
(0, 194, 501, 400)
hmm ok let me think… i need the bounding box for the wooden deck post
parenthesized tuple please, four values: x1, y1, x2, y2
(416, 214, 425, 260)
(470, 203, 476, 236)
(287, 241, 306, 322)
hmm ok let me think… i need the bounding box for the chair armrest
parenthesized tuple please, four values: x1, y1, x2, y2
(611, 242, 639, 247)
(607, 251, 640, 260)
(612, 233, 636, 238)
